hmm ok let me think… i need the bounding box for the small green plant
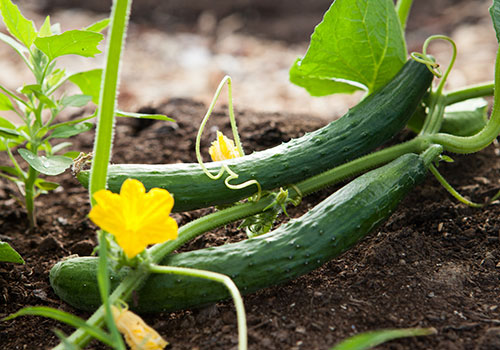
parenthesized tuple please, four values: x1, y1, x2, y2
(0, 0, 107, 228)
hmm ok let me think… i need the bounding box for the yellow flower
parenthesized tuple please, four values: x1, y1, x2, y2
(209, 131, 240, 161)
(112, 305, 168, 350)
(88, 179, 178, 259)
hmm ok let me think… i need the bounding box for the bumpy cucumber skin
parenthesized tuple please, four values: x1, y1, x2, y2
(52, 153, 427, 313)
(77, 60, 433, 212)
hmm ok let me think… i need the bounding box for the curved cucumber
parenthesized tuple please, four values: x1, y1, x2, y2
(52, 153, 428, 313)
(77, 60, 433, 212)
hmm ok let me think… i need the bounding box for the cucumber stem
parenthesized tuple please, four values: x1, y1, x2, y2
(444, 82, 494, 105)
(295, 137, 431, 196)
(430, 45, 500, 153)
(148, 265, 247, 350)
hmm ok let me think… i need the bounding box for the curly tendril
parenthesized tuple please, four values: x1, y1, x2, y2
(195, 76, 261, 200)
(411, 35, 457, 94)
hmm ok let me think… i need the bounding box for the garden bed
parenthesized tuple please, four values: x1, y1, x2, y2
(1, 98, 500, 349)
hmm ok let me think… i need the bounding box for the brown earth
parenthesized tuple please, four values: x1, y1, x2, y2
(1, 98, 500, 350)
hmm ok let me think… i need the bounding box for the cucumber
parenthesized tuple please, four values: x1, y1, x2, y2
(77, 60, 433, 212)
(52, 152, 428, 313)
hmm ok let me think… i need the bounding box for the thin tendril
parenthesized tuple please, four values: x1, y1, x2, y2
(410, 52, 442, 78)
(195, 76, 261, 197)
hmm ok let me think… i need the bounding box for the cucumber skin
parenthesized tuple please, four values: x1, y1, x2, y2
(77, 60, 433, 212)
(51, 153, 427, 313)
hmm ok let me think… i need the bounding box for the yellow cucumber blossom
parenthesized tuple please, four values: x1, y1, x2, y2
(209, 131, 240, 161)
(112, 305, 168, 350)
(88, 178, 178, 259)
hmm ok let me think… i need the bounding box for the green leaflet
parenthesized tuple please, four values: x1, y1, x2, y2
(290, 0, 406, 96)
(18, 148, 72, 176)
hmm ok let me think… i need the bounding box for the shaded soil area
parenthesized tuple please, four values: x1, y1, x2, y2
(1, 98, 500, 349)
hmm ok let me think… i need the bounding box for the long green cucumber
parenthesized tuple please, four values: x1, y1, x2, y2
(77, 60, 433, 212)
(52, 152, 428, 313)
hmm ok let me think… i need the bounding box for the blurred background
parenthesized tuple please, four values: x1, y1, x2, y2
(0, 0, 496, 119)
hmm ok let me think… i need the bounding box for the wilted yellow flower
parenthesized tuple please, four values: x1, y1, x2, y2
(209, 131, 240, 161)
(112, 305, 168, 350)
(89, 179, 178, 259)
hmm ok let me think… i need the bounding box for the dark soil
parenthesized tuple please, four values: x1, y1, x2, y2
(1, 97, 500, 350)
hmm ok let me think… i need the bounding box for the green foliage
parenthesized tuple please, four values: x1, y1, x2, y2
(331, 327, 437, 350)
(0, 241, 24, 263)
(0, 0, 107, 227)
(290, 0, 406, 96)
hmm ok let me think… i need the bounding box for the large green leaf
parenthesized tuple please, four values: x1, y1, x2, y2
(18, 148, 72, 176)
(490, 0, 500, 43)
(0, 0, 36, 48)
(290, 0, 406, 96)
(34, 30, 104, 62)
(0, 241, 24, 264)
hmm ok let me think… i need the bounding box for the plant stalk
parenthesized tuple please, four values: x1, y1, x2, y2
(88, 0, 131, 204)
(444, 82, 494, 105)
(430, 45, 500, 153)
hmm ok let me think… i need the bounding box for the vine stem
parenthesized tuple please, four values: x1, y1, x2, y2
(444, 82, 494, 105)
(418, 35, 457, 135)
(430, 45, 500, 153)
(148, 265, 247, 350)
